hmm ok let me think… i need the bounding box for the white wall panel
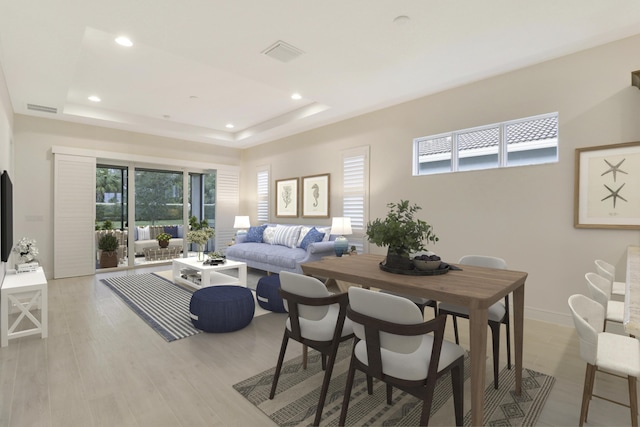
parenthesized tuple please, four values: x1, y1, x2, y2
(54, 154, 95, 278)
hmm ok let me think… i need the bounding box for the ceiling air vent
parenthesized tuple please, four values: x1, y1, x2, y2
(27, 103, 58, 114)
(262, 40, 304, 63)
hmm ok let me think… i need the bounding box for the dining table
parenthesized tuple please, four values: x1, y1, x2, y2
(301, 254, 528, 427)
(624, 245, 640, 336)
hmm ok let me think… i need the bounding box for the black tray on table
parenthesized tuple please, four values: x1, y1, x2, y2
(379, 261, 450, 276)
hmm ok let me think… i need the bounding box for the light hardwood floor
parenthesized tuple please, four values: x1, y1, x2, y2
(0, 265, 637, 426)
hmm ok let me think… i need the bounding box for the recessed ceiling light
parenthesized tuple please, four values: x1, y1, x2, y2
(115, 36, 133, 47)
(225, 124, 234, 129)
(88, 95, 101, 102)
(291, 93, 302, 100)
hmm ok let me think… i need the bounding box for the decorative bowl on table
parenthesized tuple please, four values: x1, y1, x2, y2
(413, 254, 442, 271)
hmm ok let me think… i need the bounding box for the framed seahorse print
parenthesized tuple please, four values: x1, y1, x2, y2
(302, 174, 330, 218)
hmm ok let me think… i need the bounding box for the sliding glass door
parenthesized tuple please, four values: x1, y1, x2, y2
(96, 165, 218, 269)
(95, 165, 128, 269)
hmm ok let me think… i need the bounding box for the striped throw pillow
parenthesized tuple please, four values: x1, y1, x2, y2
(272, 225, 302, 248)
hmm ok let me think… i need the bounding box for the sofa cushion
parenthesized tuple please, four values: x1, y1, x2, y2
(177, 225, 184, 238)
(246, 224, 268, 243)
(263, 225, 277, 244)
(137, 225, 150, 240)
(164, 225, 179, 238)
(316, 226, 332, 242)
(300, 227, 325, 250)
(272, 225, 302, 249)
(296, 226, 313, 247)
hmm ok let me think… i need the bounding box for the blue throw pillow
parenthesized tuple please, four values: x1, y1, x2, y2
(164, 225, 178, 238)
(245, 225, 267, 243)
(300, 227, 325, 250)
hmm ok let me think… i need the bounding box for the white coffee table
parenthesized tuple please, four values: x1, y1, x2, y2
(172, 257, 247, 289)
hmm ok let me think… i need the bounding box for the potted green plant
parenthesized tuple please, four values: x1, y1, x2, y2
(366, 200, 438, 270)
(156, 232, 172, 248)
(98, 232, 119, 268)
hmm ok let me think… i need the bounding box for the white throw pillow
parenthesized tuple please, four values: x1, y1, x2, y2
(262, 226, 277, 244)
(272, 225, 302, 249)
(316, 227, 331, 242)
(137, 225, 150, 240)
(296, 226, 312, 247)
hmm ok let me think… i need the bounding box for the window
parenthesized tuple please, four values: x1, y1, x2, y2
(342, 147, 369, 253)
(257, 167, 269, 223)
(413, 112, 558, 175)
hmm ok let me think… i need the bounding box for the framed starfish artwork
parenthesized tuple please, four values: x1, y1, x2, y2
(575, 141, 640, 229)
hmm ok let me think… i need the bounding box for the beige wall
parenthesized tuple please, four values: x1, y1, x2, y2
(241, 34, 640, 324)
(12, 116, 242, 276)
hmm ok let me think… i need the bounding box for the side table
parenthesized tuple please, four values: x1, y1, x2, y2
(1, 267, 48, 347)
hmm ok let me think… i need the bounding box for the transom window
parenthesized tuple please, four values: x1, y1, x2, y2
(413, 112, 558, 175)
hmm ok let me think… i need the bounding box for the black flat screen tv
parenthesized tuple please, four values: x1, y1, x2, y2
(1, 170, 13, 262)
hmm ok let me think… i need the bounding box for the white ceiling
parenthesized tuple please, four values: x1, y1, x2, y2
(1, 1, 640, 149)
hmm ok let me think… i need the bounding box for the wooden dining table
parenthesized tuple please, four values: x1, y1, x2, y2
(301, 254, 528, 427)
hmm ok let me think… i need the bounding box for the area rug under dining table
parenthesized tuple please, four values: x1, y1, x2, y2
(233, 342, 555, 426)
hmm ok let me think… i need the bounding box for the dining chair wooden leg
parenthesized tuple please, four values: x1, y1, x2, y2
(489, 321, 500, 389)
(302, 344, 308, 369)
(270, 331, 290, 399)
(367, 375, 374, 394)
(386, 384, 393, 405)
(629, 375, 638, 427)
(579, 364, 594, 426)
(505, 316, 512, 370)
(339, 356, 358, 426)
(451, 357, 464, 426)
(313, 343, 341, 426)
(452, 315, 460, 344)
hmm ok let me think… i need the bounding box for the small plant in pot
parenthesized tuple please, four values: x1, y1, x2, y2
(156, 232, 172, 248)
(366, 200, 439, 271)
(98, 232, 119, 268)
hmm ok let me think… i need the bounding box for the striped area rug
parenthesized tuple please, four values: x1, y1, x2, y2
(101, 273, 200, 342)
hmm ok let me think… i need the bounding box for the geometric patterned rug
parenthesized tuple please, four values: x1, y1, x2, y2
(233, 341, 555, 426)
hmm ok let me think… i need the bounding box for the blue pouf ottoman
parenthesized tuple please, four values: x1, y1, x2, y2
(256, 274, 287, 313)
(189, 285, 255, 332)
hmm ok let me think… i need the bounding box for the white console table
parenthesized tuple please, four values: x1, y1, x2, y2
(1, 267, 48, 347)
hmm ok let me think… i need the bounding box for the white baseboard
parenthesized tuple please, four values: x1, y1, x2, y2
(524, 306, 573, 327)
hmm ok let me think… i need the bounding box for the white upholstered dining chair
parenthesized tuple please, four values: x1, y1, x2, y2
(269, 271, 354, 427)
(595, 259, 626, 298)
(339, 287, 465, 426)
(568, 294, 639, 426)
(584, 271, 624, 332)
(437, 255, 510, 389)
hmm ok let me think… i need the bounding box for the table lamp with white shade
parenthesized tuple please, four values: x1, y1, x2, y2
(233, 215, 251, 237)
(331, 217, 352, 257)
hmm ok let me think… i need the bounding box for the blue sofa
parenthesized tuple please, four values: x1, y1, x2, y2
(226, 224, 336, 274)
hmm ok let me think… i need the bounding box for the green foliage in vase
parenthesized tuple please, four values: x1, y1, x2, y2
(366, 200, 438, 258)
